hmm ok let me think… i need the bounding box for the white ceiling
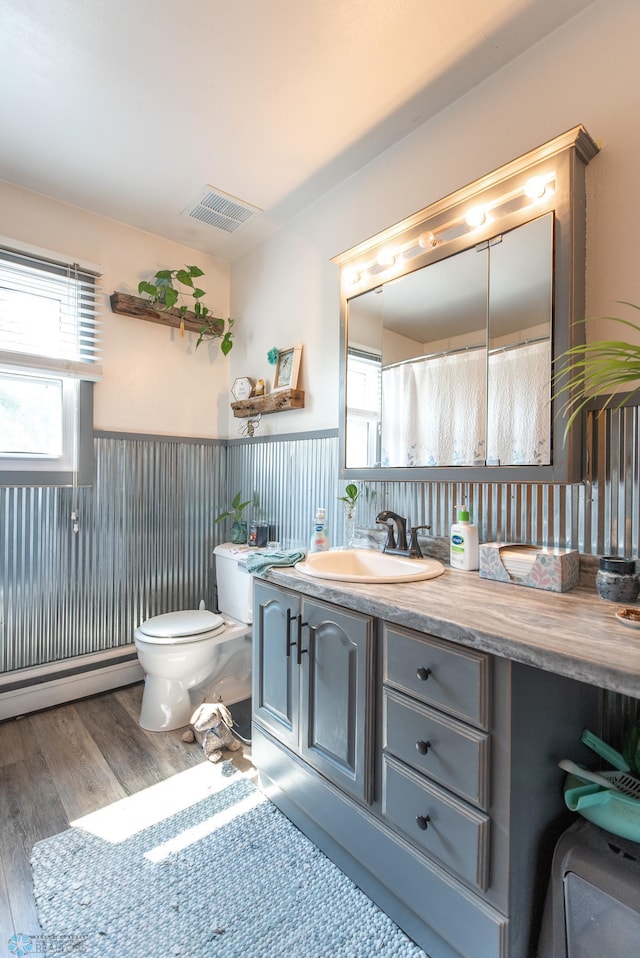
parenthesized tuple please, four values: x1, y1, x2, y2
(0, 0, 595, 262)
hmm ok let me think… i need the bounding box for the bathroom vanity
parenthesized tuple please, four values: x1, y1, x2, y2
(251, 566, 640, 958)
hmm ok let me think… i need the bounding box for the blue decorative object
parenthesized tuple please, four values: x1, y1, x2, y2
(267, 346, 279, 365)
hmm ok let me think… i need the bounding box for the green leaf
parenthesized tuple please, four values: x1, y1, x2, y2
(192, 287, 206, 299)
(155, 269, 173, 281)
(188, 266, 205, 278)
(175, 269, 194, 288)
(221, 332, 233, 355)
(164, 288, 179, 309)
(138, 281, 157, 296)
(552, 307, 640, 443)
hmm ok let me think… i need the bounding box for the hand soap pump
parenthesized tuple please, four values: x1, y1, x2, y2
(450, 507, 479, 571)
(310, 506, 329, 553)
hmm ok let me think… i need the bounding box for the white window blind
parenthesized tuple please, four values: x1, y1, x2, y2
(0, 246, 102, 381)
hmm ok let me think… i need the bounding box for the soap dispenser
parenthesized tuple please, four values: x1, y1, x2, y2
(310, 507, 329, 553)
(450, 508, 479, 571)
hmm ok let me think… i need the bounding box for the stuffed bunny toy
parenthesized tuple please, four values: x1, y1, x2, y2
(181, 702, 242, 763)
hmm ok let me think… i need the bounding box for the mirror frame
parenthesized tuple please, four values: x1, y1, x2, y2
(333, 125, 599, 484)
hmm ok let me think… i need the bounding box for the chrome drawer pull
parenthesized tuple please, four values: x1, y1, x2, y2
(416, 814, 431, 831)
(416, 739, 431, 755)
(416, 666, 432, 681)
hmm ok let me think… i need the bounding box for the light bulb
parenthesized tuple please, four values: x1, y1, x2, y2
(524, 176, 547, 200)
(465, 206, 486, 228)
(377, 250, 396, 268)
(418, 231, 437, 249)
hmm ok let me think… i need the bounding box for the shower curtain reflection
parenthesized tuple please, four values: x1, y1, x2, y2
(381, 348, 487, 467)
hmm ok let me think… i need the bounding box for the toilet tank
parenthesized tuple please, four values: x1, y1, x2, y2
(214, 543, 254, 624)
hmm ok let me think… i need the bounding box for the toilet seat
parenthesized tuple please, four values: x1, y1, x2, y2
(136, 609, 226, 644)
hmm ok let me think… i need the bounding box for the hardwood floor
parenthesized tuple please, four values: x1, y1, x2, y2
(0, 683, 254, 948)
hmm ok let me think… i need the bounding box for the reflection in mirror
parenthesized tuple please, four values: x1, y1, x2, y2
(346, 213, 553, 469)
(487, 214, 553, 466)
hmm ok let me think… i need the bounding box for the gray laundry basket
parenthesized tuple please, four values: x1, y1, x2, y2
(537, 817, 640, 957)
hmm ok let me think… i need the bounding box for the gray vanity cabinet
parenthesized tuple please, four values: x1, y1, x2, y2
(253, 581, 300, 749)
(252, 580, 601, 958)
(382, 625, 492, 891)
(253, 580, 374, 803)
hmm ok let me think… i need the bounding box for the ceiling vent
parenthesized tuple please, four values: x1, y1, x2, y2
(182, 186, 263, 234)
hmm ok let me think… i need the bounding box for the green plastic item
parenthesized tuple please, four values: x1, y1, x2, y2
(622, 720, 640, 775)
(581, 728, 630, 772)
(564, 773, 640, 843)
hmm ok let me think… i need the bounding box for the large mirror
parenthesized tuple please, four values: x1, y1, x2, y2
(334, 126, 599, 483)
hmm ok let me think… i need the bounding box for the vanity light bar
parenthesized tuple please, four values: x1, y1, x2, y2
(346, 172, 556, 287)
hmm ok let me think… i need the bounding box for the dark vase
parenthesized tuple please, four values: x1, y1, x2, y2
(595, 556, 639, 603)
(231, 520, 248, 545)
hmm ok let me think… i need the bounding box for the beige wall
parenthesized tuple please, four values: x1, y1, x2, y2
(3, 0, 637, 444)
(0, 181, 231, 438)
(230, 0, 640, 436)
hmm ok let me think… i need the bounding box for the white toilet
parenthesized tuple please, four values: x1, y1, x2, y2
(133, 543, 253, 732)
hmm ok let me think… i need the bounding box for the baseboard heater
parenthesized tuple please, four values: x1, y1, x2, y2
(0, 645, 144, 721)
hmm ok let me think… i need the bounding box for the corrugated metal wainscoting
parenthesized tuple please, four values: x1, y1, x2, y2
(1, 434, 226, 673)
(1, 411, 638, 730)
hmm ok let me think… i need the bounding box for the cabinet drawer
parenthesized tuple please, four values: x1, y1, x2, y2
(382, 753, 490, 891)
(384, 623, 489, 729)
(383, 688, 490, 809)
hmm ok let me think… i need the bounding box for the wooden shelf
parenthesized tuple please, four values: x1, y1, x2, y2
(231, 389, 305, 418)
(110, 291, 224, 335)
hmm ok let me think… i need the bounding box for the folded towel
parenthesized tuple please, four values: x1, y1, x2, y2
(245, 549, 306, 574)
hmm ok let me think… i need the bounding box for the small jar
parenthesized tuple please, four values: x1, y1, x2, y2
(595, 556, 639, 603)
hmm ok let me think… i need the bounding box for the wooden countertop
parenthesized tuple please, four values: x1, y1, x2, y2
(262, 563, 640, 699)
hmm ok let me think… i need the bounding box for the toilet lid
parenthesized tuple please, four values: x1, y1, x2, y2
(138, 609, 225, 639)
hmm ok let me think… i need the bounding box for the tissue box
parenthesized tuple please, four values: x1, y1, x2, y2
(479, 542, 579, 593)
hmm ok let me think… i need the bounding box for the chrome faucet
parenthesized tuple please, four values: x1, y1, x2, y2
(376, 511, 431, 559)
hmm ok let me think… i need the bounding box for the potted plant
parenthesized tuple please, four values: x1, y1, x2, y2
(337, 483, 359, 548)
(553, 302, 640, 439)
(215, 491, 252, 544)
(138, 265, 234, 355)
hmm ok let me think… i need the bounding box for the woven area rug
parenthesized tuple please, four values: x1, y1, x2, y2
(31, 767, 427, 958)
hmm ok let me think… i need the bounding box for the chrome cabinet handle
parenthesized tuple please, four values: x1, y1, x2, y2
(416, 666, 432, 681)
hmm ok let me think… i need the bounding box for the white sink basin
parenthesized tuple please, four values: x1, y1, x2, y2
(295, 548, 445, 584)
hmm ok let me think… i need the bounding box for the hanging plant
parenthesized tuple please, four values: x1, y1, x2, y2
(552, 302, 640, 440)
(138, 265, 234, 355)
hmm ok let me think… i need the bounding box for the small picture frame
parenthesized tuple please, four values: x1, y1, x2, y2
(272, 344, 302, 392)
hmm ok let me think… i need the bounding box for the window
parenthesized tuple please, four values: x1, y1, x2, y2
(346, 347, 381, 467)
(0, 243, 102, 485)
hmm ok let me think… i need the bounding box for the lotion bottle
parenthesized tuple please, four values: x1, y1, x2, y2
(310, 507, 329, 552)
(450, 508, 479, 571)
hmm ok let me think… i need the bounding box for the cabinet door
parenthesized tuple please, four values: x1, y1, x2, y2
(253, 581, 300, 750)
(299, 598, 374, 804)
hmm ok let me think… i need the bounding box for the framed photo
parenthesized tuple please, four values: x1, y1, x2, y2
(273, 344, 302, 392)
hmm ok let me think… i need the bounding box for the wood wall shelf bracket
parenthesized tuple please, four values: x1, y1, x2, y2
(109, 291, 224, 335)
(231, 389, 305, 418)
